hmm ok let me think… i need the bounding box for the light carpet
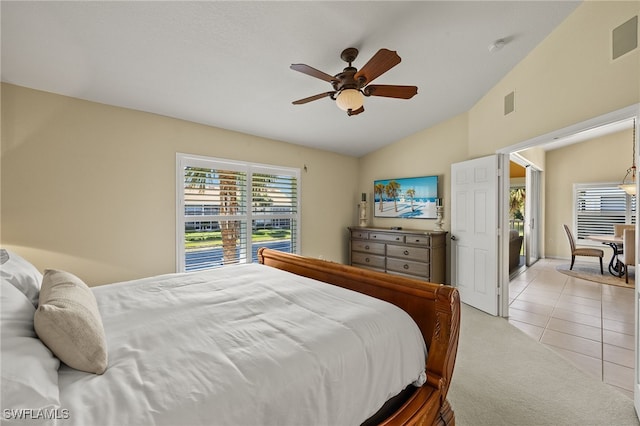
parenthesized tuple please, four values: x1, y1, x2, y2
(556, 263, 634, 289)
(448, 303, 638, 426)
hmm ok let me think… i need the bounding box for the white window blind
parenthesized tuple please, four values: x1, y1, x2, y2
(574, 183, 636, 241)
(177, 154, 300, 272)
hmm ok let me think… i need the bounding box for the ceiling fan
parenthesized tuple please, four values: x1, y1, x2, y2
(290, 47, 418, 116)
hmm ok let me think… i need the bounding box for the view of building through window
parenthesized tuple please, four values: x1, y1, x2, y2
(177, 154, 300, 271)
(574, 183, 636, 241)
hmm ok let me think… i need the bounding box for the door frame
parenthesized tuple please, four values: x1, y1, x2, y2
(509, 152, 542, 268)
(524, 164, 542, 267)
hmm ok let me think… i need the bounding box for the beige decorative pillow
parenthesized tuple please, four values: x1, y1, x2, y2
(34, 269, 108, 374)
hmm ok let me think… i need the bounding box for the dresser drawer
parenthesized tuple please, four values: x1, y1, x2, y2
(348, 226, 445, 284)
(370, 232, 405, 243)
(386, 258, 430, 277)
(351, 240, 385, 255)
(387, 244, 430, 262)
(405, 234, 431, 246)
(351, 252, 385, 269)
(351, 230, 369, 240)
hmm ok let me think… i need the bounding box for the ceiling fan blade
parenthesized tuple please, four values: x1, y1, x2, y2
(354, 49, 401, 85)
(347, 106, 365, 116)
(292, 91, 335, 105)
(363, 85, 418, 99)
(290, 64, 338, 83)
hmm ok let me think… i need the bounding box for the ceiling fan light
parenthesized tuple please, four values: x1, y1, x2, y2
(335, 89, 363, 112)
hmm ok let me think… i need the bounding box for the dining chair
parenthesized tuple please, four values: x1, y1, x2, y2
(613, 225, 636, 254)
(623, 228, 635, 283)
(614, 224, 634, 238)
(563, 224, 604, 274)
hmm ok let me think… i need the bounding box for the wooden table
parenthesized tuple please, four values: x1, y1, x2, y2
(588, 235, 624, 276)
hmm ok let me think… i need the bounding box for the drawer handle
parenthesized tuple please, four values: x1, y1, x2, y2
(395, 237, 400, 241)
(372, 235, 377, 238)
(365, 257, 370, 263)
(365, 245, 370, 250)
(414, 239, 420, 243)
(403, 250, 409, 256)
(403, 264, 409, 270)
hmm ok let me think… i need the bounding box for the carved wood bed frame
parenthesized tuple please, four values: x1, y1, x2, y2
(257, 248, 460, 426)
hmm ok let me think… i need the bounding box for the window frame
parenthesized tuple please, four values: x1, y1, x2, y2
(176, 153, 301, 272)
(573, 182, 636, 244)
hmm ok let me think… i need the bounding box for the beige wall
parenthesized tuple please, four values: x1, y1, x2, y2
(359, 1, 638, 265)
(517, 147, 546, 172)
(1, 84, 359, 285)
(358, 112, 469, 233)
(2, 2, 638, 285)
(545, 129, 632, 258)
(469, 1, 639, 157)
(357, 113, 469, 283)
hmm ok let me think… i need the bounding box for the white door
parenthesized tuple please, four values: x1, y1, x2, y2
(451, 155, 500, 315)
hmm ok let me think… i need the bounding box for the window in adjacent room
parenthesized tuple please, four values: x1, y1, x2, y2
(574, 183, 636, 241)
(176, 153, 300, 272)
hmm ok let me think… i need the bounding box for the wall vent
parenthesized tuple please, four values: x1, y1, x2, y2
(612, 15, 638, 60)
(504, 91, 515, 116)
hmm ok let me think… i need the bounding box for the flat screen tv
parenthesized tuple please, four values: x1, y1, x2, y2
(373, 175, 439, 219)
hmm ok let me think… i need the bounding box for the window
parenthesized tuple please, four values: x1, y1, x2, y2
(176, 153, 300, 272)
(574, 183, 636, 241)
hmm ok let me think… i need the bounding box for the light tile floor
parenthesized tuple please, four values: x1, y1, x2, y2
(508, 258, 636, 399)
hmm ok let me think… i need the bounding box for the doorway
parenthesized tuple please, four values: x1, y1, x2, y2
(497, 105, 639, 316)
(495, 104, 639, 405)
(507, 155, 542, 279)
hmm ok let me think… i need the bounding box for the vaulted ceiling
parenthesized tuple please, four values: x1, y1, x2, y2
(1, 1, 581, 157)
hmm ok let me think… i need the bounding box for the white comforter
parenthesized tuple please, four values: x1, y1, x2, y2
(57, 263, 427, 426)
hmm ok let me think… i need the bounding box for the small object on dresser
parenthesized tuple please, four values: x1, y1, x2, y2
(358, 200, 368, 227)
(391, 227, 402, 230)
(434, 205, 444, 231)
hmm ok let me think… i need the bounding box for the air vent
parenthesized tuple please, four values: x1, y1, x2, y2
(612, 15, 638, 60)
(504, 91, 515, 116)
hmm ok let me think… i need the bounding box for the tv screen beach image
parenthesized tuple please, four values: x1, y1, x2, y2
(373, 176, 439, 219)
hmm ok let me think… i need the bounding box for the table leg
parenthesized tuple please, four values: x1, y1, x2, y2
(605, 243, 625, 277)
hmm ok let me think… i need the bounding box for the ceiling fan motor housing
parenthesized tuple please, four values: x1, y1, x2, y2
(332, 67, 361, 92)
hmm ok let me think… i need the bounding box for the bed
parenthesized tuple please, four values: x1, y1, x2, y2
(1, 247, 460, 425)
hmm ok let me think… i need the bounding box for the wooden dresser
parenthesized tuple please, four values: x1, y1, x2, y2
(348, 226, 447, 284)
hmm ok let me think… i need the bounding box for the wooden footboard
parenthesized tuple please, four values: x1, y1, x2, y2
(257, 248, 460, 426)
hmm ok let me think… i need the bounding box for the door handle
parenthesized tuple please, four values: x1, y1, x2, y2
(451, 235, 457, 241)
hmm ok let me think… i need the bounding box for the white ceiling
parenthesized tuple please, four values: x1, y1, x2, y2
(1, 1, 582, 157)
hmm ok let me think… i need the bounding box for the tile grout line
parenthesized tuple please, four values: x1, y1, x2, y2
(542, 273, 569, 342)
(509, 259, 634, 392)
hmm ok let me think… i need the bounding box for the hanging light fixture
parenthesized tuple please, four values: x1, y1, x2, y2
(619, 119, 637, 195)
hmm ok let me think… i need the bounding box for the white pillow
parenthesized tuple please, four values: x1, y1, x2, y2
(0, 249, 43, 307)
(1, 281, 61, 412)
(34, 269, 108, 374)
